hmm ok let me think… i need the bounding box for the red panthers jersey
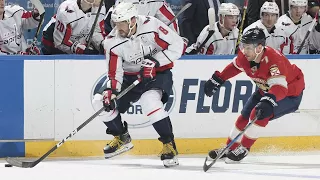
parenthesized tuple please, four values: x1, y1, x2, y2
(219, 47, 305, 101)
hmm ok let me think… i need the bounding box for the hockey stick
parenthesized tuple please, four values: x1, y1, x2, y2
(236, 0, 249, 47)
(167, 3, 191, 26)
(5, 79, 140, 168)
(297, 12, 318, 54)
(203, 110, 262, 172)
(26, 0, 45, 54)
(186, 7, 215, 54)
(86, 0, 104, 48)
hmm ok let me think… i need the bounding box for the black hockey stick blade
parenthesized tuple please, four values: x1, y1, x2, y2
(203, 156, 218, 172)
(5, 157, 37, 168)
(5, 79, 140, 168)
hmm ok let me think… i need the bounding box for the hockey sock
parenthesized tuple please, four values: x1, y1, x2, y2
(240, 108, 270, 149)
(227, 115, 248, 150)
(103, 114, 124, 136)
(153, 117, 174, 143)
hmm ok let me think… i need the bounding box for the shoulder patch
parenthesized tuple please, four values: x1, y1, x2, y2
(270, 65, 280, 76)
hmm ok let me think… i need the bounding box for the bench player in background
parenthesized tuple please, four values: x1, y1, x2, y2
(185, 3, 240, 55)
(275, 0, 320, 54)
(92, 2, 184, 167)
(104, 0, 179, 34)
(204, 28, 305, 163)
(244, 2, 287, 53)
(0, 0, 40, 55)
(41, 0, 106, 55)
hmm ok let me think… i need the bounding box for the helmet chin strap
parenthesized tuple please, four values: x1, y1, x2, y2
(126, 18, 137, 38)
(250, 47, 263, 68)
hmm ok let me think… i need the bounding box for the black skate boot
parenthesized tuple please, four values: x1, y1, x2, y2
(225, 145, 249, 163)
(158, 137, 179, 167)
(103, 121, 134, 159)
(208, 148, 229, 160)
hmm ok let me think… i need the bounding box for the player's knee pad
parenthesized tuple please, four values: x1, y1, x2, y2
(140, 90, 168, 123)
(92, 94, 119, 122)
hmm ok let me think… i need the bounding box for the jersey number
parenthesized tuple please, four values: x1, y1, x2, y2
(159, 26, 168, 35)
(56, 20, 65, 32)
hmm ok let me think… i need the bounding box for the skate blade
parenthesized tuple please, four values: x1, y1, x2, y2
(224, 158, 242, 164)
(163, 157, 179, 168)
(104, 143, 134, 159)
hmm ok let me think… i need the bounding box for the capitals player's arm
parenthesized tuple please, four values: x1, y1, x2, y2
(154, 1, 179, 33)
(186, 25, 214, 54)
(152, 18, 185, 63)
(53, 10, 76, 54)
(91, 6, 107, 51)
(103, 38, 124, 91)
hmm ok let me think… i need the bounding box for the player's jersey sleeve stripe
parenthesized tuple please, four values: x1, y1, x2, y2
(159, 5, 178, 32)
(232, 57, 244, 72)
(154, 32, 169, 50)
(108, 51, 118, 80)
(267, 75, 288, 88)
(62, 24, 73, 47)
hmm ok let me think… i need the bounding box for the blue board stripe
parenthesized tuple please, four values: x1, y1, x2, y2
(0, 60, 25, 157)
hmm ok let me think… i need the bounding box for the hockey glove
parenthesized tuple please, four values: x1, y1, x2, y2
(26, 45, 41, 55)
(204, 72, 225, 97)
(140, 58, 158, 84)
(102, 88, 118, 112)
(255, 93, 278, 120)
(71, 42, 99, 54)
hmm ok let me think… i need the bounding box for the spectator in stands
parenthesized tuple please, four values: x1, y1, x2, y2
(179, 0, 221, 46)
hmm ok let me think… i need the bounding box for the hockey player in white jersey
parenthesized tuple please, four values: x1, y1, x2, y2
(0, 0, 41, 55)
(185, 3, 239, 55)
(42, 0, 106, 54)
(114, 0, 179, 33)
(244, 2, 287, 53)
(92, 2, 184, 167)
(275, 0, 319, 54)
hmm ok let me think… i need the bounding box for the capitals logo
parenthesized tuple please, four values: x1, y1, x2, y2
(91, 74, 176, 129)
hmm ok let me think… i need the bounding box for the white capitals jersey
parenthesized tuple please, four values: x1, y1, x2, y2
(53, 0, 106, 53)
(115, 0, 179, 33)
(103, 15, 184, 90)
(186, 22, 238, 55)
(0, 5, 39, 54)
(244, 20, 286, 53)
(275, 13, 313, 54)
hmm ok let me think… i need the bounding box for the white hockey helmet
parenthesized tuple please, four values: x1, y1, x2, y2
(218, 3, 240, 16)
(289, 0, 308, 7)
(260, 2, 280, 17)
(111, 2, 138, 23)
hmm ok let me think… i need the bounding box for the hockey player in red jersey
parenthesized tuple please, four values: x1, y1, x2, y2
(204, 27, 305, 162)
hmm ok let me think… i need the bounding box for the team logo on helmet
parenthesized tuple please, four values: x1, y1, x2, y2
(91, 73, 176, 129)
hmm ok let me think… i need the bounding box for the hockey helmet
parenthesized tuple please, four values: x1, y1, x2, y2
(289, 0, 308, 7)
(218, 3, 240, 16)
(111, 2, 138, 23)
(260, 2, 280, 17)
(241, 27, 266, 46)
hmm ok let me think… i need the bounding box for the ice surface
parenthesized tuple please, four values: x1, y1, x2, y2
(1, 152, 320, 180)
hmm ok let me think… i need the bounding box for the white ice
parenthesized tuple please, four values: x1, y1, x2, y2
(1, 152, 320, 180)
